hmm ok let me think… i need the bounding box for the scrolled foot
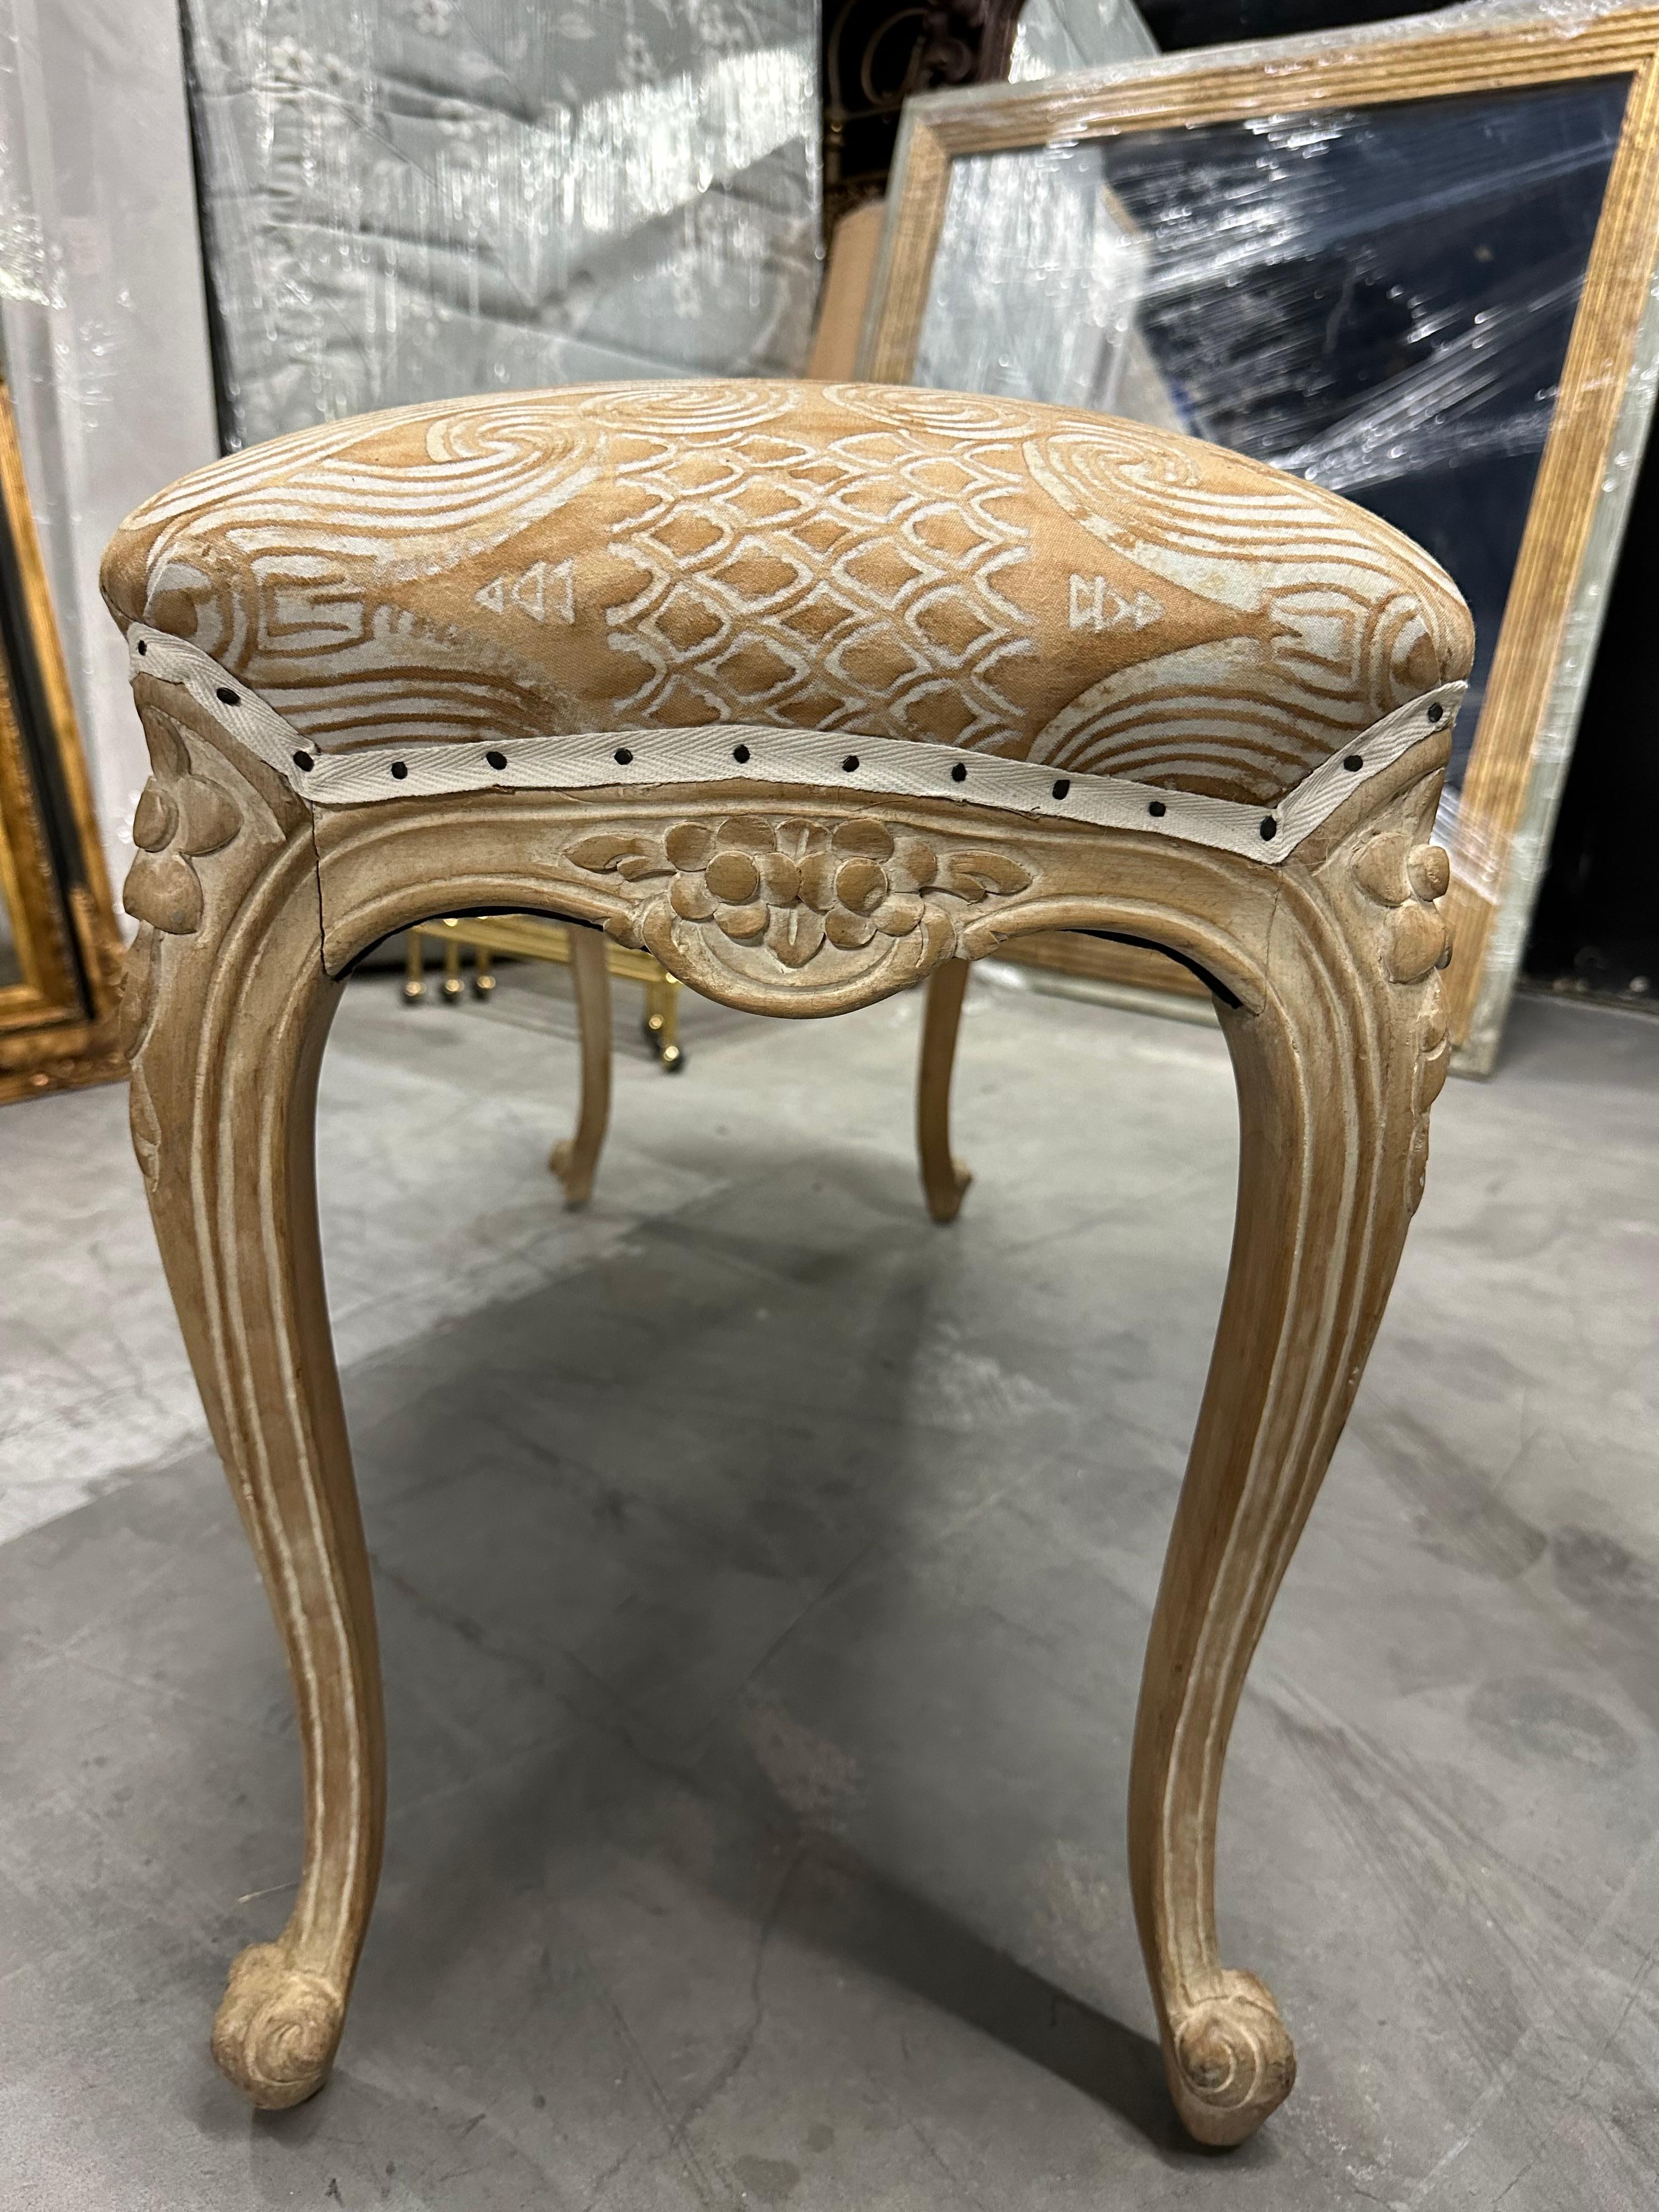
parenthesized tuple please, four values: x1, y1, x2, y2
(925, 1156, 973, 1225)
(549, 1136, 592, 1207)
(1164, 1970, 1296, 2147)
(211, 1942, 346, 2109)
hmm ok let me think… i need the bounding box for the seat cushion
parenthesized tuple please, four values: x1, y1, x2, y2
(101, 380, 1472, 807)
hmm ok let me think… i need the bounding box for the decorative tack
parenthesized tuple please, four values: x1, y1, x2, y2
(842, 754, 860, 772)
(216, 687, 241, 707)
(390, 761, 408, 780)
(125, 624, 1464, 876)
(292, 751, 314, 773)
(1427, 703, 1444, 723)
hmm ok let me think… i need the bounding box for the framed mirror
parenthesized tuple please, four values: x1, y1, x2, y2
(0, 359, 123, 1104)
(859, 7, 1659, 1070)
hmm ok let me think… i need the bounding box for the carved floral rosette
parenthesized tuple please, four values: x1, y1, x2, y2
(567, 810, 1033, 994)
(1341, 776, 1454, 1214)
(119, 686, 308, 1188)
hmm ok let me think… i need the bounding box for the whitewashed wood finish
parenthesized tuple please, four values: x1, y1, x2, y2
(548, 920, 611, 1207)
(120, 636, 1454, 2141)
(917, 956, 973, 1224)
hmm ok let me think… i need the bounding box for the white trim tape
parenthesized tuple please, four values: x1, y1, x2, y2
(128, 624, 1462, 871)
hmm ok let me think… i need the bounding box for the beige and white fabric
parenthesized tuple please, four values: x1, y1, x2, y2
(101, 380, 1473, 810)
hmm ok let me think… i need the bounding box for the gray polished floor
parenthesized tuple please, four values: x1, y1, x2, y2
(2, 968, 1655, 2211)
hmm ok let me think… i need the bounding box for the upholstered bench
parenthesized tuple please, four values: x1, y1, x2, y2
(103, 380, 1470, 2147)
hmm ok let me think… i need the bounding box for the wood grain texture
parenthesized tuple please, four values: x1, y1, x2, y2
(116, 431, 1457, 2136)
(549, 920, 612, 1206)
(125, 714, 1446, 2128)
(120, 674, 382, 2111)
(1128, 743, 1449, 2145)
(916, 956, 972, 1223)
(805, 200, 888, 380)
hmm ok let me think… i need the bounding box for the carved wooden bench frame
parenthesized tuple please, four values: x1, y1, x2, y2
(120, 621, 1456, 2147)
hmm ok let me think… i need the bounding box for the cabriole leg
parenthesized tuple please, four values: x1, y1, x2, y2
(916, 955, 972, 1223)
(1127, 769, 1451, 2145)
(121, 682, 385, 2110)
(550, 921, 612, 1206)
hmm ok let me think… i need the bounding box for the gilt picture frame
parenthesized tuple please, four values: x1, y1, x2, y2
(856, 6, 1659, 1071)
(0, 364, 125, 1104)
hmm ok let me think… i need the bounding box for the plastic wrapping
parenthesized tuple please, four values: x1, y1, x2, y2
(180, 0, 822, 449)
(1009, 0, 1160, 81)
(0, 0, 219, 922)
(915, 0, 1163, 418)
(899, 1, 1659, 1066)
(918, 56, 1627, 783)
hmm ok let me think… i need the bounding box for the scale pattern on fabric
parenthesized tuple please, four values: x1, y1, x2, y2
(101, 382, 1472, 806)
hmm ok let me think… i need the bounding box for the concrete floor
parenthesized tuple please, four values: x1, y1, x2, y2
(1, 966, 1655, 2211)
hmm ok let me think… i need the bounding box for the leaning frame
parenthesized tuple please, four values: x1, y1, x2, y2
(856, 5, 1659, 1072)
(0, 368, 125, 1102)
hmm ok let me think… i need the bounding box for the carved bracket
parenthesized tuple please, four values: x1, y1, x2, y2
(1310, 761, 1453, 1214)
(120, 679, 313, 1191)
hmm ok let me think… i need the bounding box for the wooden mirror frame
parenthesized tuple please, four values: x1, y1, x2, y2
(856, 5, 1659, 1071)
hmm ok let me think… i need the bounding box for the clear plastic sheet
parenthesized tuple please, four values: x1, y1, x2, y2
(915, 0, 1162, 417)
(904, 1, 1659, 1065)
(1009, 0, 1160, 82)
(0, 0, 219, 916)
(180, 0, 822, 450)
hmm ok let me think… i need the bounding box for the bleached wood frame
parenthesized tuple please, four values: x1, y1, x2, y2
(856, 5, 1659, 1073)
(123, 613, 1457, 2143)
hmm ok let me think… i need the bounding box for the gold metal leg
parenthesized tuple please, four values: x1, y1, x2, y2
(472, 945, 494, 998)
(440, 923, 462, 1002)
(402, 929, 425, 1003)
(643, 970, 685, 1071)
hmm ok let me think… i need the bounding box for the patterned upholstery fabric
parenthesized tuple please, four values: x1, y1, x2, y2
(101, 381, 1473, 808)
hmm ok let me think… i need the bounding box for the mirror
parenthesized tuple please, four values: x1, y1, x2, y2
(915, 76, 1632, 806)
(0, 871, 22, 995)
(0, 366, 124, 1101)
(862, 10, 1659, 1068)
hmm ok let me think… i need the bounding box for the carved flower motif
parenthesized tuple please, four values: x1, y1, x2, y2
(569, 814, 1031, 972)
(123, 715, 240, 938)
(1354, 830, 1452, 984)
(669, 816, 934, 968)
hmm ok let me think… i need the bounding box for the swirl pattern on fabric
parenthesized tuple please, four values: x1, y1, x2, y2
(101, 380, 1472, 806)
